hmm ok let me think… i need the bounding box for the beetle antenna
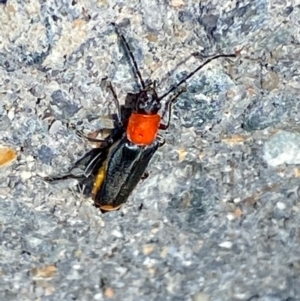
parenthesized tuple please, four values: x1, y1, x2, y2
(158, 53, 236, 101)
(111, 22, 146, 90)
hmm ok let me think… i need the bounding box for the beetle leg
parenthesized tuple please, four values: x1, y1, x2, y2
(159, 87, 187, 130)
(106, 81, 122, 125)
(141, 170, 149, 180)
(44, 174, 85, 182)
(156, 134, 165, 147)
(76, 130, 113, 146)
(81, 151, 106, 178)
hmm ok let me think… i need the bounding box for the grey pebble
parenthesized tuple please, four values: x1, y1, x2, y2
(37, 145, 54, 165)
(263, 130, 300, 167)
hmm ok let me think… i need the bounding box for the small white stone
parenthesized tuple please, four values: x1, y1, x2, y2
(37, 171, 49, 177)
(26, 155, 35, 162)
(222, 198, 230, 203)
(218, 241, 232, 249)
(276, 202, 286, 210)
(72, 264, 81, 270)
(20, 171, 32, 180)
(94, 292, 103, 300)
(7, 109, 15, 120)
(28, 162, 35, 169)
(227, 213, 235, 221)
(233, 197, 241, 204)
(111, 230, 123, 238)
(49, 120, 63, 135)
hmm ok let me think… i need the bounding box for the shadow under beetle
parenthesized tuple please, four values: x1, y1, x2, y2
(46, 23, 236, 212)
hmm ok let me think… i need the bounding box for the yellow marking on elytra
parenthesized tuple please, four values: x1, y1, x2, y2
(92, 141, 124, 211)
(91, 163, 106, 197)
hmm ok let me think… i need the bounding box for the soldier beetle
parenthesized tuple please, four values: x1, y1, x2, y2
(46, 23, 236, 212)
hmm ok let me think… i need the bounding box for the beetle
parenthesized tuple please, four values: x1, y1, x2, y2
(46, 23, 236, 212)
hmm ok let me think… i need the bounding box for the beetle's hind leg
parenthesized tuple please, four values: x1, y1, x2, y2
(141, 171, 149, 180)
(76, 130, 113, 146)
(157, 134, 165, 147)
(76, 175, 95, 197)
(159, 87, 187, 130)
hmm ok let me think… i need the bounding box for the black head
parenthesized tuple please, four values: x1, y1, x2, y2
(135, 85, 161, 115)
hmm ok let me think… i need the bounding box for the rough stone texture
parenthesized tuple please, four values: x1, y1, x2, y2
(1, 0, 300, 300)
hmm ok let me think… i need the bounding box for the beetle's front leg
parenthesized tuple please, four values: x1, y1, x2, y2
(106, 81, 122, 125)
(159, 87, 187, 130)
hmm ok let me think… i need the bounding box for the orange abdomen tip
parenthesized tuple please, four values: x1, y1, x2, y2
(100, 204, 122, 212)
(127, 113, 161, 145)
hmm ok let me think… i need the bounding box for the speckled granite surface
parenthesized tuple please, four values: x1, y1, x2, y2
(1, 0, 300, 300)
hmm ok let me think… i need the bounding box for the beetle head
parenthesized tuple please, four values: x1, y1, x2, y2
(136, 85, 161, 115)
